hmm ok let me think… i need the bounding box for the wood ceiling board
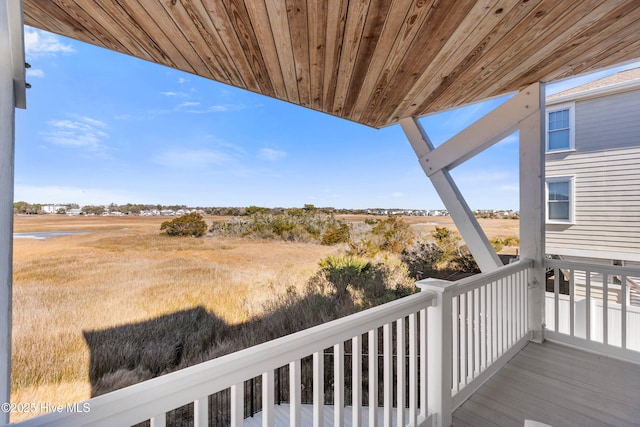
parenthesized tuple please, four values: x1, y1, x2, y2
(464, 1, 619, 105)
(329, 0, 372, 116)
(22, 0, 640, 128)
(363, 0, 476, 127)
(181, 0, 246, 87)
(306, 0, 327, 109)
(24, 3, 129, 59)
(225, 0, 276, 95)
(322, 0, 349, 110)
(153, 0, 231, 85)
(286, 0, 311, 107)
(69, 0, 168, 67)
(391, 0, 529, 122)
(244, 1, 289, 100)
(348, 0, 416, 121)
(340, 0, 393, 119)
(265, 0, 300, 104)
(352, 0, 440, 124)
(420, 0, 573, 115)
(117, 0, 204, 77)
(511, 2, 640, 87)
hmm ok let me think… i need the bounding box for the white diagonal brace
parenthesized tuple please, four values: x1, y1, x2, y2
(400, 117, 502, 272)
(421, 82, 541, 176)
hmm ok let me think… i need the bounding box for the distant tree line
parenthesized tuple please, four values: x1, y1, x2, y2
(13, 202, 373, 216)
(14, 201, 518, 219)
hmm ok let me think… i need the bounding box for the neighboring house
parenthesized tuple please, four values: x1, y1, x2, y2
(546, 68, 640, 268)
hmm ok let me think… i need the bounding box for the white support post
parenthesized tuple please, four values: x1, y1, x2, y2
(417, 280, 453, 427)
(1, 1, 26, 422)
(400, 117, 502, 272)
(519, 82, 546, 343)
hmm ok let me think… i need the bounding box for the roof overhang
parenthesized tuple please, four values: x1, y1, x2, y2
(22, 1, 640, 128)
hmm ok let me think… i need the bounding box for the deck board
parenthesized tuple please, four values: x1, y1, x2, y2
(453, 341, 640, 427)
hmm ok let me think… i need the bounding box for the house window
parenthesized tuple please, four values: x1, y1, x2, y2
(546, 177, 574, 223)
(546, 103, 575, 152)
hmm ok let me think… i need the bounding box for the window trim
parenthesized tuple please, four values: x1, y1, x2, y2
(546, 176, 575, 224)
(545, 102, 575, 153)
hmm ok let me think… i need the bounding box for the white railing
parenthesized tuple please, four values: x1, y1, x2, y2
(545, 259, 640, 364)
(418, 259, 532, 425)
(10, 261, 534, 427)
(11, 291, 436, 427)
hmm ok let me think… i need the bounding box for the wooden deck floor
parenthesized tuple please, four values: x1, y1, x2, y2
(453, 341, 640, 427)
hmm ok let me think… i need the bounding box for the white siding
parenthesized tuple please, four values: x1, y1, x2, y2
(546, 88, 640, 261)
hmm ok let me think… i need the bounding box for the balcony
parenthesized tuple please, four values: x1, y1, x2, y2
(9, 258, 638, 427)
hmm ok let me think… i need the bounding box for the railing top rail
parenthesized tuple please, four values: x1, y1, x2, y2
(546, 259, 640, 278)
(13, 291, 436, 427)
(418, 259, 533, 297)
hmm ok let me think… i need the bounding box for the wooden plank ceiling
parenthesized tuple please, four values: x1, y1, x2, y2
(23, 0, 640, 128)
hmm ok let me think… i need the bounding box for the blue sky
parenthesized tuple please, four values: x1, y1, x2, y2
(15, 27, 640, 210)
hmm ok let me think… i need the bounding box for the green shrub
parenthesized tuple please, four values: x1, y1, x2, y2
(370, 216, 415, 253)
(321, 222, 350, 245)
(490, 237, 505, 252)
(432, 226, 460, 264)
(210, 210, 350, 244)
(160, 213, 208, 237)
(490, 236, 520, 252)
(310, 254, 416, 309)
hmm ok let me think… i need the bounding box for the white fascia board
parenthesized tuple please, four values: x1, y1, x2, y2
(546, 79, 640, 106)
(3, 0, 26, 109)
(422, 82, 540, 176)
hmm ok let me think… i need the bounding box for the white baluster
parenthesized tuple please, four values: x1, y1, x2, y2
(262, 371, 274, 427)
(334, 342, 345, 427)
(313, 351, 324, 426)
(290, 360, 301, 427)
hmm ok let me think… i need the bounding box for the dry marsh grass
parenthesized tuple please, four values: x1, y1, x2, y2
(10, 214, 518, 422)
(11, 215, 337, 421)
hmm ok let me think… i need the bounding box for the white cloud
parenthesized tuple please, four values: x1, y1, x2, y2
(392, 192, 405, 198)
(14, 184, 134, 206)
(152, 148, 238, 171)
(160, 91, 190, 98)
(178, 78, 187, 84)
(24, 27, 75, 59)
(179, 101, 201, 108)
(208, 105, 229, 112)
(26, 68, 44, 78)
(42, 115, 109, 152)
(259, 148, 286, 161)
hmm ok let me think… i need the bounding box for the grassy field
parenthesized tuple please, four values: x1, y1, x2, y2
(10, 214, 518, 421)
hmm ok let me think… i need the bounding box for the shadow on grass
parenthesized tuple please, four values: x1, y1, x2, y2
(83, 291, 354, 397)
